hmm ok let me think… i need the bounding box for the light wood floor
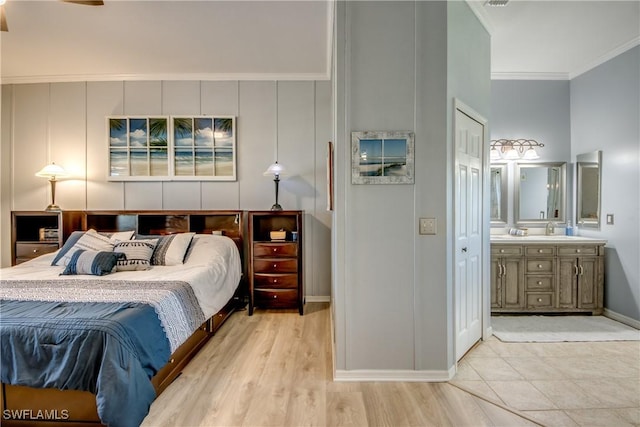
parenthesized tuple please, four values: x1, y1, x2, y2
(142, 303, 537, 426)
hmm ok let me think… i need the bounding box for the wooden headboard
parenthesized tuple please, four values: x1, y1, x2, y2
(80, 209, 244, 253)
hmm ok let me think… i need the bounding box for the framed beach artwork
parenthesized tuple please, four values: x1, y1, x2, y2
(107, 116, 236, 181)
(351, 131, 414, 184)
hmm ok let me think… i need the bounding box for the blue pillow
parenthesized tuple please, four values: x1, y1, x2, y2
(51, 231, 85, 266)
(60, 250, 125, 276)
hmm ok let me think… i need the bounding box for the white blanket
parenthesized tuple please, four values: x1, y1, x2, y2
(0, 234, 242, 320)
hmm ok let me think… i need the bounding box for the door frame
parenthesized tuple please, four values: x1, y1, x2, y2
(452, 98, 490, 362)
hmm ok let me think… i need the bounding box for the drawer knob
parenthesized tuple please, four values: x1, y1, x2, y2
(538, 264, 543, 268)
(273, 279, 278, 283)
(538, 249, 543, 253)
(273, 295, 277, 299)
(33, 249, 38, 253)
(273, 248, 277, 252)
(537, 298, 543, 302)
(500, 249, 505, 253)
(273, 264, 277, 268)
(576, 249, 581, 253)
(537, 281, 542, 285)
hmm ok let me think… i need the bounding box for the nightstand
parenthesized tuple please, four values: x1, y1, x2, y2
(11, 211, 83, 265)
(248, 210, 303, 315)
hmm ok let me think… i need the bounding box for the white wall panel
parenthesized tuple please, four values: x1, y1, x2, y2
(86, 81, 125, 210)
(12, 84, 49, 210)
(49, 82, 86, 210)
(123, 81, 163, 209)
(344, 1, 417, 370)
(201, 81, 239, 116)
(1, 85, 14, 267)
(162, 181, 202, 210)
(162, 81, 205, 208)
(162, 81, 200, 115)
(124, 182, 163, 210)
(201, 81, 240, 209)
(277, 81, 316, 296)
(238, 81, 276, 210)
(313, 81, 332, 297)
(123, 81, 162, 115)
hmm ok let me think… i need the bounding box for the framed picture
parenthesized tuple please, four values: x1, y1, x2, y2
(107, 116, 236, 181)
(327, 141, 334, 211)
(351, 131, 414, 184)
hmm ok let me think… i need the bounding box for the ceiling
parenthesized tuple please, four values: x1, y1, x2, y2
(0, 0, 638, 84)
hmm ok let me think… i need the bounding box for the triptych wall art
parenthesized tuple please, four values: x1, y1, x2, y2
(108, 116, 236, 181)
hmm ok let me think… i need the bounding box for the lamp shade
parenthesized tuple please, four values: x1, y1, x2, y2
(522, 147, 540, 160)
(36, 163, 68, 179)
(263, 161, 286, 177)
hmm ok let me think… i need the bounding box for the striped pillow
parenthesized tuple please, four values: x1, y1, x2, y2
(114, 239, 158, 271)
(148, 233, 195, 266)
(55, 229, 115, 267)
(60, 250, 124, 276)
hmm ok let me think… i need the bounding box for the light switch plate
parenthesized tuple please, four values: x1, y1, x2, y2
(419, 218, 436, 235)
(606, 214, 614, 225)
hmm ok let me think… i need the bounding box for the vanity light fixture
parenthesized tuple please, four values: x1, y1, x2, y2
(490, 139, 544, 161)
(35, 163, 68, 211)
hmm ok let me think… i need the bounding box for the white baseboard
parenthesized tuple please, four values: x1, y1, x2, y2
(306, 295, 330, 303)
(334, 366, 456, 382)
(604, 309, 640, 330)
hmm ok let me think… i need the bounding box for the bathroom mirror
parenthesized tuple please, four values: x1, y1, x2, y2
(490, 164, 508, 225)
(515, 162, 566, 224)
(576, 150, 602, 229)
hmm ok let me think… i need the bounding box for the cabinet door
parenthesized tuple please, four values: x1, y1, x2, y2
(502, 258, 524, 309)
(558, 258, 577, 308)
(577, 257, 598, 309)
(490, 256, 502, 309)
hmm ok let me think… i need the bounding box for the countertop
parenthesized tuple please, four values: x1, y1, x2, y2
(490, 235, 607, 244)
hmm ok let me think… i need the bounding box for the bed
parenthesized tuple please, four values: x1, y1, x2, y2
(1, 212, 245, 426)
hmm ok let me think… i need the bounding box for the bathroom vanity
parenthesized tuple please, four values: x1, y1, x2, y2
(490, 235, 606, 315)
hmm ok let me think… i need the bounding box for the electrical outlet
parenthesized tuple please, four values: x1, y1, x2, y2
(606, 214, 614, 225)
(419, 218, 436, 235)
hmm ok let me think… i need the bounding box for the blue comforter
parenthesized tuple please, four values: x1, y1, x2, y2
(0, 299, 171, 427)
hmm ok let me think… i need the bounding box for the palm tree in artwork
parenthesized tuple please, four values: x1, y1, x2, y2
(173, 118, 193, 138)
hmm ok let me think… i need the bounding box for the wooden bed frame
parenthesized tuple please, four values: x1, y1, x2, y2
(1, 210, 247, 426)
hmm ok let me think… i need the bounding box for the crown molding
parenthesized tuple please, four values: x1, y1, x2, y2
(465, 0, 495, 35)
(0, 72, 332, 85)
(569, 36, 640, 80)
(491, 71, 570, 81)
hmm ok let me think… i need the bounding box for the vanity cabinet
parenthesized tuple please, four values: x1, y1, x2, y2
(491, 239, 604, 314)
(490, 245, 525, 310)
(558, 245, 603, 312)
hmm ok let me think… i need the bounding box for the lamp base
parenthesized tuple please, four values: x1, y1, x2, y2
(270, 203, 283, 211)
(45, 204, 61, 212)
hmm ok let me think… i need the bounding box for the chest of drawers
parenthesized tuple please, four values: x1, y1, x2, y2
(248, 211, 303, 315)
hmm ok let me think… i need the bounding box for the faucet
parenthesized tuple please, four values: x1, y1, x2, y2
(545, 221, 555, 236)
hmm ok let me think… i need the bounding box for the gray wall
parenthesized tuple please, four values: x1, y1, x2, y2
(491, 80, 571, 228)
(1, 80, 332, 299)
(570, 46, 640, 322)
(333, 0, 490, 376)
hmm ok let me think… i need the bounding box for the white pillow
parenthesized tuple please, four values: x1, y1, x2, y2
(56, 229, 115, 266)
(148, 233, 195, 266)
(114, 239, 158, 271)
(108, 230, 135, 242)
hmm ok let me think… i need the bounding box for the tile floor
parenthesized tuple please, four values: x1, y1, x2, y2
(452, 336, 640, 426)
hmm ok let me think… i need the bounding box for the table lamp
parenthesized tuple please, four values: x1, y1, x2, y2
(263, 161, 286, 211)
(35, 163, 68, 211)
